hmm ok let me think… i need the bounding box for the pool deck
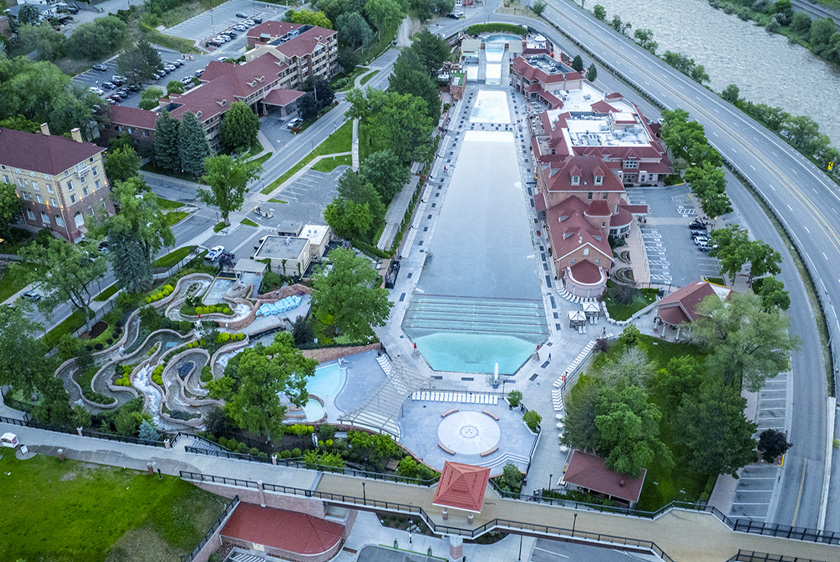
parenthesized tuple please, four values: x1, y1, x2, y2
(323, 351, 388, 421)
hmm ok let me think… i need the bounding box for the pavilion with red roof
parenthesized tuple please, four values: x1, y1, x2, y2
(432, 461, 491, 524)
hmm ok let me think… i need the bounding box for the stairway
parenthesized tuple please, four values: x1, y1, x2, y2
(403, 294, 549, 342)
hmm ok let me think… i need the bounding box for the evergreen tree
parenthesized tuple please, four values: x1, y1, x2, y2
(222, 101, 260, 154)
(110, 230, 153, 292)
(138, 419, 160, 441)
(179, 112, 212, 177)
(153, 110, 180, 172)
(389, 48, 440, 119)
(586, 63, 598, 82)
(571, 54, 584, 72)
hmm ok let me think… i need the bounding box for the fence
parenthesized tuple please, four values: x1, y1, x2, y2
(728, 551, 826, 562)
(153, 248, 201, 280)
(180, 494, 240, 562)
(0, 413, 170, 448)
(1, 387, 36, 413)
(178, 470, 675, 560)
(184, 445, 441, 486)
(69, 300, 116, 340)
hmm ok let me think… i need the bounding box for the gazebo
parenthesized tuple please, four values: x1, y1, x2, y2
(582, 301, 600, 321)
(432, 461, 491, 561)
(568, 310, 586, 329)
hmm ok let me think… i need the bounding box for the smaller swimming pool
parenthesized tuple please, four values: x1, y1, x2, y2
(281, 362, 346, 423)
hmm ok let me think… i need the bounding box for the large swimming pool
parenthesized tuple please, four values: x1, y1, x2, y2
(470, 90, 510, 124)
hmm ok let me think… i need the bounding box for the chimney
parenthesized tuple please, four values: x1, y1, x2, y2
(40, 123, 50, 136)
(71, 128, 83, 143)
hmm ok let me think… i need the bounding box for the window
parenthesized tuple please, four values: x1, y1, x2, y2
(587, 192, 593, 200)
(583, 248, 590, 256)
(571, 259, 576, 265)
(80, 174, 86, 184)
(47, 184, 54, 194)
(67, 180, 74, 191)
(603, 193, 608, 199)
(74, 211, 84, 227)
(595, 258, 600, 264)
(36, 195, 42, 204)
(55, 216, 65, 227)
(624, 160, 638, 169)
(83, 187, 89, 197)
(594, 175, 603, 186)
(40, 212, 49, 224)
(70, 194, 77, 204)
(50, 198, 58, 207)
(26, 209, 35, 221)
(65, 170, 70, 177)
(44, 174, 50, 180)
(29, 171, 35, 177)
(2, 175, 8, 184)
(95, 180, 101, 190)
(17, 178, 24, 187)
(32, 181, 39, 191)
(89, 157, 94, 163)
(22, 192, 30, 201)
(571, 175, 580, 185)
(87, 205, 94, 215)
(92, 167, 98, 177)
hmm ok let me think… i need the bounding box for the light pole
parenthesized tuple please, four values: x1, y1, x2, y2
(362, 482, 366, 504)
(518, 533, 523, 560)
(548, 473, 552, 493)
(572, 513, 578, 536)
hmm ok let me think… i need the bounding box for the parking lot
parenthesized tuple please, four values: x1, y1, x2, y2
(165, 0, 284, 43)
(627, 185, 722, 288)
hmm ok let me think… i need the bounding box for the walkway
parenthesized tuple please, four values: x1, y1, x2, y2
(376, 175, 420, 250)
(3, 421, 838, 562)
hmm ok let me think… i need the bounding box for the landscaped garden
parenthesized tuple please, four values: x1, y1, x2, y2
(603, 281, 660, 321)
(0, 453, 228, 562)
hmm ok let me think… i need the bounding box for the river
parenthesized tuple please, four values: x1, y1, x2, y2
(587, 0, 840, 144)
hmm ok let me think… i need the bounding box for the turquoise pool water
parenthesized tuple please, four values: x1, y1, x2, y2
(413, 332, 537, 375)
(302, 363, 346, 422)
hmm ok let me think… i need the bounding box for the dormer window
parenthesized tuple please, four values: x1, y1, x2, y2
(594, 175, 603, 186)
(571, 175, 580, 185)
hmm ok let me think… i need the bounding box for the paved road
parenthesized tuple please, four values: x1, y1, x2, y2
(433, 1, 831, 530)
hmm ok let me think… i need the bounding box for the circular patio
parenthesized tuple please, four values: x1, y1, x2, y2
(437, 411, 501, 455)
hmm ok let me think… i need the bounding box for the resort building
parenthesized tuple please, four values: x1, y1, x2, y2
(245, 21, 339, 83)
(252, 224, 332, 278)
(0, 125, 113, 242)
(561, 450, 647, 508)
(100, 105, 158, 152)
(654, 281, 732, 340)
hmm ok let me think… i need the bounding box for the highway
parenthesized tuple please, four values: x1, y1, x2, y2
(434, 1, 833, 529)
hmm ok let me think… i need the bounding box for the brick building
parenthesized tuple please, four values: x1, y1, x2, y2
(100, 105, 158, 152)
(0, 125, 114, 242)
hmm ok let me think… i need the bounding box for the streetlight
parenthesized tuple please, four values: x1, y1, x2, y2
(362, 481, 366, 504)
(518, 534, 523, 560)
(572, 513, 578, 536)
(548, 473, 552, 493)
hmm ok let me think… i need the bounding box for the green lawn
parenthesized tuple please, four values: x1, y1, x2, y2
(94, 283, 121, 302)
(140, 23, 200, 54)
(163, 211, 188, 226)
(269, 198, 289, 204)
(154, 246, 195, 269)
(359, 121, 390, 160)
(155, 196, 183, 210)
(0, 262, 36, 303)
(250, 151, 273, 166)
(0, 453, 227, 562)
(603, 287, 659, 321)
(241, 218, 259, 227)
(43, 308, 87, 348)
(213, 221, 226, 233)
(359, 69, 379, 86)
(312, 154, 352, 172)
(333, 66, 368, 92)
(260, 119, 352, 195)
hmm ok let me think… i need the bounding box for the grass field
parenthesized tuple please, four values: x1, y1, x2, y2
(260, 119, 352, 195)
(163, 211, 189, 226)
(359, 69, 379, 86)
(312, 154, 352, 172)
(153, 246, 195, 269)
(93, 283, 121, 302)
(155, 196, 182, 210)
(43, 308, 86, 348)
(0, 262, 36, 303)
(250, 152, 273, 167)
(603, 287, 659, 321)
(213, 221, 226, 233)
(0, 453, 227, 562)
(241, 218, 259, 227)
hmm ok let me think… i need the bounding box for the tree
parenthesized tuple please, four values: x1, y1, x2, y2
(338, 46, 359, 73)
(365, 0, 404, 38)
(531, 0, 547, 17)
(348, 89, 434, 163)
(14, 237, 107, 331)
(139, 87, 165, 111)
(561, 375, 600, 452)
(0, 115, 40, 133)
(224, 332, 317, 440)
(15, 24, 67, 61)
(166, 80, 185, 95)
(810, 17, 836, 47)
(653, 355, 705, 415)
(199, 155, 261, 225)
(103, 145, 140, 184)
(594, 385, 670, 477)
(338, 169, 385, 226)
(693, 292, 799, 391)
(389, 48, 440, 119)
(0, 182, 24, 240)
(523, 410, 542, 432)
(685, 161, 730, 218)
(758, 429, 792, 463)
(336, 11, 374, 48)
(586, 63, 598, 82)
(324, 197, 374, 239)
(66, 16, 126, 61)
(507, 390, 522, 407)
(755, 276, 790, 311)
(593, 4, 607, 21)
(790, 11, 812, 36)
(784, 114, 821, 151)
(410, 0, 454, 22)
(709, 225, 750, 280)
(179, 112, 212, 177)
(118, 40, 162, 85)
(311, 247, 393, 340)
(153, 110, 180, 172)
(673, 381, 757, 477)
(222, 101, 260, 154)
(721, 83, 740, 104)
(633, 28, 658, 54)
(571, 54, 584, 72)
(360, 149, 409, 202)
(284, 8, 333, 29)
(18, 4, 41, 26)
(600, 347, 656, 388)
(0, 305, 51, 398)
(138, 419, 160, 441)
(746, 241, 782, 286)
(410, 28, 450, 74)
(690, 64, 710, 85)
(91, 177, 175, 292)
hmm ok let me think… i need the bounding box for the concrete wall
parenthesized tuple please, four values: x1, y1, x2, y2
(192, 482, 328, 518)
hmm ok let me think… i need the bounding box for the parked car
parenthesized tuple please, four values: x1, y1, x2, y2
(1, 433, 19, 449)
(243, 19, 255, 26)
(689, 219, 705, 229)
(22, 291, 41, 302)
(101, 82, 115, 90)
(206, 246, 225, 261)
(111, 75, 125, 85)
(690, 229, 708, 239)
(92, 64, 107, 72)
(89, 86, 103, 95)
(173, 59, 184, 67)
(234, 24, 247, 32)
(698, 240, 715, 252)
(127, 84, 141, 92)
(164, 64, 176, 72)
(694, 235, 711, 246)
(151, 72, 162, 80)
(108, 93, 122, 102)
(226, 31, 237, 39)
(285, 117, 303, 129)
(195, 69, 205, 77)
(219, 34, 232, 42)
(181, 76, 193, 85)
(236, 12, 247, 17)
(252, 16, 263, 23)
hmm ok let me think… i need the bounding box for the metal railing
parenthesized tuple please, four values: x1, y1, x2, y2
(728, 550, 826, 562)
(0, 414, 170, 448)
(180, 494, 239, 562)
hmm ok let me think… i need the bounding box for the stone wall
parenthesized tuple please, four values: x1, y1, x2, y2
(302, 343, 382, 363)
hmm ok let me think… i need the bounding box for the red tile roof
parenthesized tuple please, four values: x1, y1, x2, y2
(545, 156, 625, 193)
(0, 127, 104, 176)
(567, 260, 605, 285)
(512, 56, 583, 85)
(584, 199, 611, 217)
(657, 281, 718, 324)
(564, 450, 646, 503)
(591, 100, 618, 114)
(610, 205, 633, 229)
(547, 207, 612, 262)
(246, 20, 302, 43)
(263, 87, 305, 106)
(605, 92, 623, 100)
(432, 462, 491, 513)
(221, 503, 343, 555)
(108, 105, 159, 130)
(534, 192, 547, 212)
(275, 26, 336, 58)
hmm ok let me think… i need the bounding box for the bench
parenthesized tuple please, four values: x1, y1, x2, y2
(480, 446, 498, 457)
(482, 410, 499, 421)
(438, 442, 456, 455)
(441, 408, 459, 418)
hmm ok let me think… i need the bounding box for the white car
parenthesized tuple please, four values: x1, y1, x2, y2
(89, 86, 104, 95)
(1, 433, 19, 448)
(206, 245, 225, 261)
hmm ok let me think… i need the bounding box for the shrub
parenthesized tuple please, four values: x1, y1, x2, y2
(523, 410, 542, 432)
(319, 424, 336, 440)
(258, 451, 268, 460)
(318, 440, 325, 447)
(218, 437, 229, 449)
(201, 365, 213, 383)
(507, 390, 523, 407)
(237, 442, 249, 454)
(326, 439, 333, 447)
(280, 450, 292, 458)
(292, 448, 302, 457)
(249, 447, 260, 456)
